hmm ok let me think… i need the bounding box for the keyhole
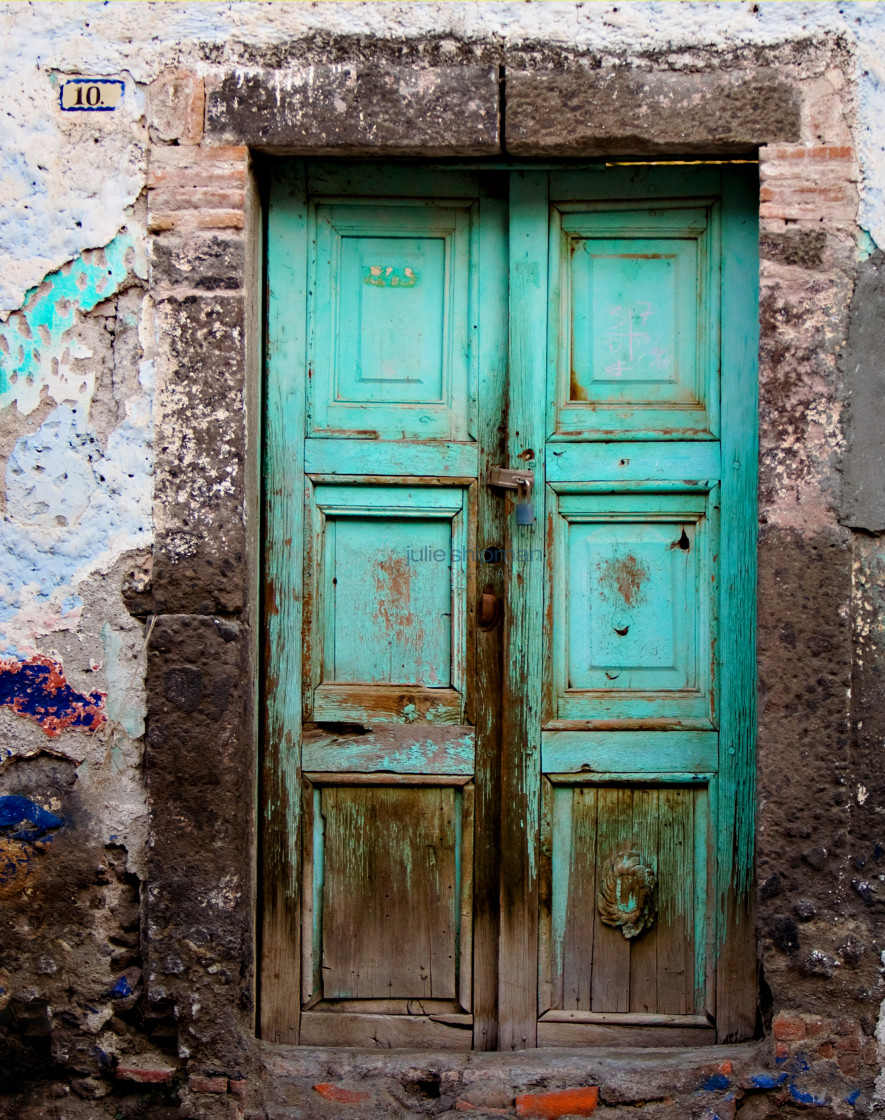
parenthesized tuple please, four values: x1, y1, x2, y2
(678, 528, 690, 551)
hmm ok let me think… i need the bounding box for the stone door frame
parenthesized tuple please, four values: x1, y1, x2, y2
(143, 56, 845, 1081)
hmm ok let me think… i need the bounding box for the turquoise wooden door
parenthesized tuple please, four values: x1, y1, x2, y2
(263, 163, 758, 1050)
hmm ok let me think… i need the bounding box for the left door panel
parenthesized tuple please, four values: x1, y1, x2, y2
(262, 163, 507, 1048)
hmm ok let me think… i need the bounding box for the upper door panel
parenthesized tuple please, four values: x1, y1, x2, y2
(310, 200, 477, 440)
(549, 201, 720, 441)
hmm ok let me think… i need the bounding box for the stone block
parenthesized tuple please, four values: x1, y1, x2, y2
(152, 294, 248, 614)
(206, 65, 500, 154)
(505, 66, 801, 155)
(145, 614, 254, 1027)
(840, 251, 885, 531)
(151, 235, 246, 293)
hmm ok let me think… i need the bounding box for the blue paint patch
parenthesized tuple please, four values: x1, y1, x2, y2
(0, 795, 63, 843)
(790, 1086, 829, 1107)
(0, 655, 105, 736)
(746, 1072, 788, 1089)
(0, 797, 63, 887)
(846, 1089, 861, 1105)
(702, 1074, 731, 1091)
(110, 975, 132, 998)
(779, 1051, 811, 1074)
(60, 595, 83, 617)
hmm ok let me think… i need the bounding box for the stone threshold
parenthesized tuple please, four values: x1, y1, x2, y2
(255, 1040, 771, 1114)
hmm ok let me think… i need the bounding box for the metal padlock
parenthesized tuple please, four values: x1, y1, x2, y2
(515, 477, 534, 525)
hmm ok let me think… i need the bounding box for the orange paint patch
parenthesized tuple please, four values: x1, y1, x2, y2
(600, 554, 648, 607)
(313, 1082, 371, 1104)
(515, 1086, 599, 1118)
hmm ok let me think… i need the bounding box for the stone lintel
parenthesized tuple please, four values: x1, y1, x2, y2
(505, 66, 801, 156)
(206, 65, 500, 155)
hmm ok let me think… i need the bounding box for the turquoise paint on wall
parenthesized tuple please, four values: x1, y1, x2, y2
(0, 234, 133, 411)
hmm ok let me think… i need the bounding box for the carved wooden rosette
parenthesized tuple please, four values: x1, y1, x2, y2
(597, 851, 657, 940)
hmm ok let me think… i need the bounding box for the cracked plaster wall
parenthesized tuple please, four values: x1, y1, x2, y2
(0, 3, 885, 1119)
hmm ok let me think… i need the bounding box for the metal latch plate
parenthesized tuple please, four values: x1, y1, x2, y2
(489, 466, 535, 491)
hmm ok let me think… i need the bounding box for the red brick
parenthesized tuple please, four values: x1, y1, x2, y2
(229, 1079, 246, 1098)
(116, 1064, 175, 1083)
(760, 184, 849, 203)
(190, 1076, 228, 1094)
(837, 1053, 861, 1077)
(147, 162, 248, 189)
(700, 1060, 734, 1076)
(763, 145, 853, 161)
(515, 1086, 599, 1118)
(149, 187, 246, 212)
(835, 1035, 861, 1052)
(760, 204, 855, 222)
(148, 210, 245, 233)
(773, 1014, 806, 1042)
(862, 1040, 879, 1066)
(151, 144, 248, 165)
(805, 1018, 831, 1038)
(313, 1083, 371, 1104)
(818, 1042, 835, 1059)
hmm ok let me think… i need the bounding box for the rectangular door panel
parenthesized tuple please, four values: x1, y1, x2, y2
(549, 202, 720, 440)
(306, 482, 469, 725)
(539, 780, 711, 1021)
(300, 775, 474, 1046)
(310, 202, 475, 440)
(548, 489, 718, 726)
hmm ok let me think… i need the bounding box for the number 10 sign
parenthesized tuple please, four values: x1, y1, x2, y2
(60, 79, 124, 112)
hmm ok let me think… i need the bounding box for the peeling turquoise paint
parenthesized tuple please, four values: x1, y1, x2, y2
(101, 621, 145, 738)
(0, 236, 152, 659)
(0, 233, 133, 414)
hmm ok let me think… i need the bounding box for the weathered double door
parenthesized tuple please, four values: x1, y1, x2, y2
(263, 162, 758, 1049)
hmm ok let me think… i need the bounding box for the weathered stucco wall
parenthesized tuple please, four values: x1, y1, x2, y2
(2, 2, 885, 1118)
